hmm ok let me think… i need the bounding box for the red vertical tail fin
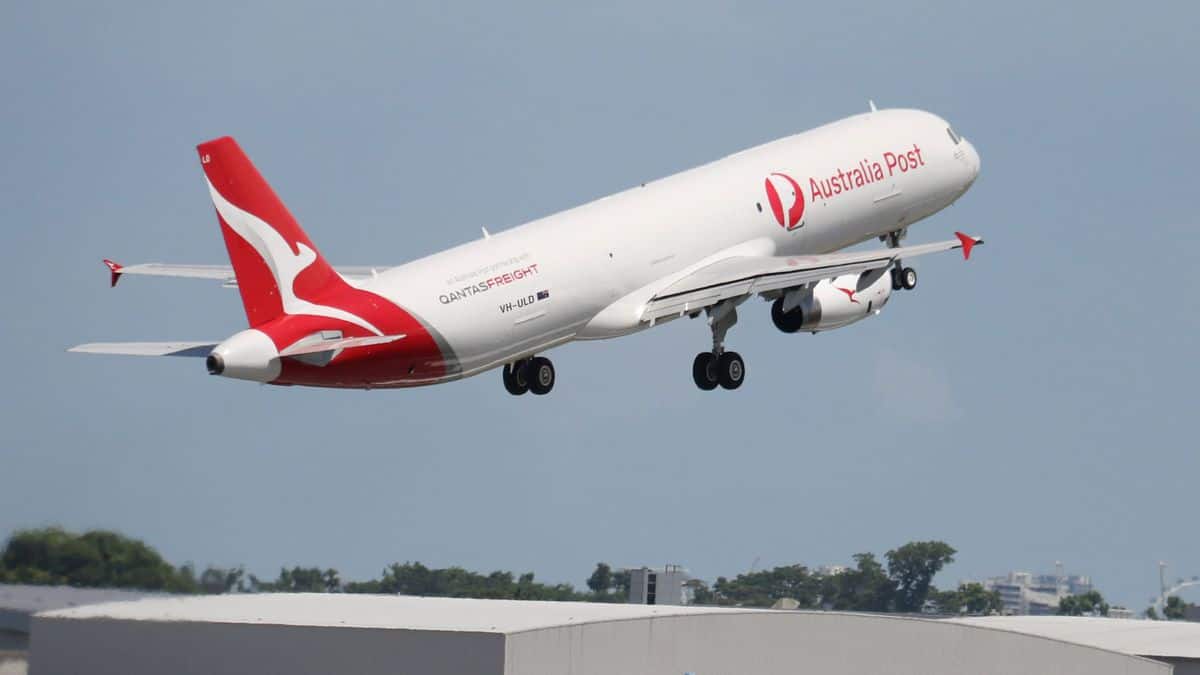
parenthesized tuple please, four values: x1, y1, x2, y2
(197, 136, 345, 327)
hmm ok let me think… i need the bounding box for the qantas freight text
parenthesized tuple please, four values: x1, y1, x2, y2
(439, 264, 540, 305)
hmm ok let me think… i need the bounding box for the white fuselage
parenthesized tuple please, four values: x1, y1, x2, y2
(360, 109, 979, 384)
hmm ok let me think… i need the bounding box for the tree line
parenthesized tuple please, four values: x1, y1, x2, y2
(678, 541, 1002, 614)
(11, 527, 1174, 618)
(1144, 596, 1192, 621)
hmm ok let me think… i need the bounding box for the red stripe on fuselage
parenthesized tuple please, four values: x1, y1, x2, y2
(260, 292, 450, 388)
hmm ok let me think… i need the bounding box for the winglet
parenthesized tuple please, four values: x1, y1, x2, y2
(103, 259, 123, 287)
(954, 232, 983, 260)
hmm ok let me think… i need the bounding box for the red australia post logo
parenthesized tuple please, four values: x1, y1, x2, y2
(764, 173, 805, 231)
(834, 286, 860, 304)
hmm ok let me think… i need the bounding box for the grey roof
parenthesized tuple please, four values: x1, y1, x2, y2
(0, 584, 164, 616)
(29, 590, 1200, 663)
(944, 615, 1200, 659)
(39, 594, 756, 634)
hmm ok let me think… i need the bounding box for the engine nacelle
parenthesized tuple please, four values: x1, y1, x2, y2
(772, 268, 892, 333)
(206, 329, 281, 382)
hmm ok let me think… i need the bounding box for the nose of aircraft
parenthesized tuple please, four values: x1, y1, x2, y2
(963, 138, 981, 182)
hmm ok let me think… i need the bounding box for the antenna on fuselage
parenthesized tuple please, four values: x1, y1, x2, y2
(481, 226, 491, 239)
(869, 99, 878, 112)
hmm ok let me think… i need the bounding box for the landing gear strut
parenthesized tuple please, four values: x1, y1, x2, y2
(692, 299, 746, 391)
(503, 356, 555, 396)
(883, 229, 917, 292)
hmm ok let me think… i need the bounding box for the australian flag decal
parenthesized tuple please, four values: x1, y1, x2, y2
(536, 290, 550, 300)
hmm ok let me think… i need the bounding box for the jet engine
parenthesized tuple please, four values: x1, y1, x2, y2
(770, 268, 892, 333)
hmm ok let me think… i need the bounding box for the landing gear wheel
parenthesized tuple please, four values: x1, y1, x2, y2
(891, 268, 903, 291)
(502, 361, 530, 395)
(901, 267, 918, 290)
(692, 352, 719, 391)
(717, 351, 745, 390)
(771, 298, 804, 333)
(526, 357, 555, 395)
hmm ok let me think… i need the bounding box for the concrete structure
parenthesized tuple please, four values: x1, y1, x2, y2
(980, 570, 1094, 615)
(30, 594, 1194, 675)
(627, 565, 693, 605)
(947, 615, 1200, 675)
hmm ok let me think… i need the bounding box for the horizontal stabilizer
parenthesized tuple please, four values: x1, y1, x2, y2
(68, 342, 219, 357)
(278, 333, 406, 367)
(100, 260, 383, 287)
(278, 334, 406, 357)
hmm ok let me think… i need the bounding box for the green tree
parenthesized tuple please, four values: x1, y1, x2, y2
(0, 527, 196, 592)
(1163, 595, 1186, 620)
(957, 582, 1003, 614)
(583, 562, 632, 602)
(612, 568, 631, 598)
(342, 562, 583, 601)
(825, 553, 895, 612)
(685, 579, 712, 605)
(886, 541, 957, 612)
(929, 583, 1002, 615)
(587, 563, 613, 595)
(709, 565, 820, 608)
(343, 578, 383, 593)
(251, 567, 341, 593)
(197, 566, 245, 594)
(1145, 606, 1159, 620)
(1058, 590, 1109, 616)
(928, 588, 962, 614)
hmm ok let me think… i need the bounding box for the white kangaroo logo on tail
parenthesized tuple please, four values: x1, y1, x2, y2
(206, 179, 384, 335)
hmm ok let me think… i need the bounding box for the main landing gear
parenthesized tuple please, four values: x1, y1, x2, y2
(891, 266, 918, 291)
(883, 229, 918, 292)
(692, 298, 746, 391)
(502, 356, 555, 396)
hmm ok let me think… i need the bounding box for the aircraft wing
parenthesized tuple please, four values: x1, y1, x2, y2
(101, 259, 383, 287)
(640, 232, 982, 323)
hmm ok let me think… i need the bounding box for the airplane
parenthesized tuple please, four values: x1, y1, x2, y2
(71, 105, 982, 394)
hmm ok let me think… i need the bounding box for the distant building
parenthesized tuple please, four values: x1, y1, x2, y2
(977, 571, 1094, 616)
(814, 565, 848, 577)
(628, 565, 694, 606)
(1109, 606, 1135, 620)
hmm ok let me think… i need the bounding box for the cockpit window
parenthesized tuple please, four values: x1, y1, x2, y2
(946, 127, 960, 145)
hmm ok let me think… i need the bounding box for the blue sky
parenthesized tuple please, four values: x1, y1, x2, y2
(2, 2, 1197, 609)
